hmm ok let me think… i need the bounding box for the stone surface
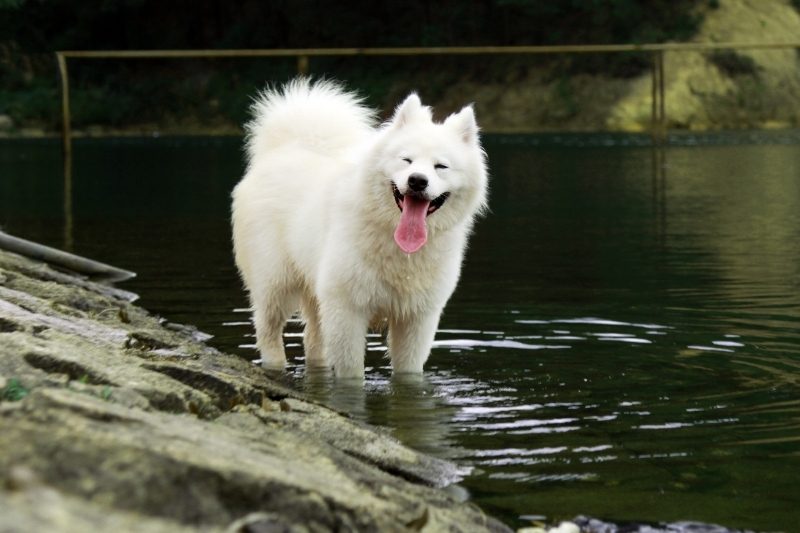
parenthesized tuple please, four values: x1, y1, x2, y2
(438, 0, 800, 132)
(608, 0, 800, 132)
(0, 249, 510, 532)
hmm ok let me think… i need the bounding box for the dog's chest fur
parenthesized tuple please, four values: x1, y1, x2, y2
(350, 226, 461, 317)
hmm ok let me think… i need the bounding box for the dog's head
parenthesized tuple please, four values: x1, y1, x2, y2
(372, 93, 489, 254)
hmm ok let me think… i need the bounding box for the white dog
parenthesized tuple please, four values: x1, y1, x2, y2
(232, 79, 488, 378)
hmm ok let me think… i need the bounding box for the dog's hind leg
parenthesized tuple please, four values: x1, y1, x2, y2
(388, 311, 440, 373)
(299, 295, 326, 369)
(251, 285, 297, 369)
(319, 300, 368, 378)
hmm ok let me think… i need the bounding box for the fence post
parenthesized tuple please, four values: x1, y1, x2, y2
(56, 52, 73, 162)
(651, 50, 666, 144)
(297, 55, 309, 75)
(56, 52, 74, 250)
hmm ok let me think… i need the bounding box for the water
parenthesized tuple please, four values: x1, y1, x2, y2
(2, 133, 799, 532)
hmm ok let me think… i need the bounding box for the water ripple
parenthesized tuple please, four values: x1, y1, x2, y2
(431, 338, 571, 350)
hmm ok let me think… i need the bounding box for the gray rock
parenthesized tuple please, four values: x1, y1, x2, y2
(0, 248, 510, 532)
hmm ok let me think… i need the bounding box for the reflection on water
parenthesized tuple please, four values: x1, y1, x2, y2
(285, 368, 461, 459)
(1, 132, 799, 532)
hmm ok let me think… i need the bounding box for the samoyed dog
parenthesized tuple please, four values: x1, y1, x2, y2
(232, 79, 488, 378)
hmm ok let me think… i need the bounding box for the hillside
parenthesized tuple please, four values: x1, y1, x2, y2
(441, 0, 800, 132)
(1, 0, 799, 135)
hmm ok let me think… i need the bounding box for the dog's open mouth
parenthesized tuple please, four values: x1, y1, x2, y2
(391, 183, 450, 216)
(391, 184, 451, 254)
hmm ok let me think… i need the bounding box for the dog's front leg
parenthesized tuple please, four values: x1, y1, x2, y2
(320, 300, 368, 378)
(388, 311, 440, 373)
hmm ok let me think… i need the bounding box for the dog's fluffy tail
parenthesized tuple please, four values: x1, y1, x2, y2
(245, 78, 376, 163)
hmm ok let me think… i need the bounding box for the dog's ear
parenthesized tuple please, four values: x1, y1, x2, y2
(391, 93, 423, 127)
(445, 105, 479, 144)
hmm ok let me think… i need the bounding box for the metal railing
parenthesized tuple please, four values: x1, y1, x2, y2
(56, 41, 800, 155)
(52, 42, 800, 252)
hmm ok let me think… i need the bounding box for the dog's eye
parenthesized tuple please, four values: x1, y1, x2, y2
(402, 157, 413, 164)
(435, 163, 449, 170)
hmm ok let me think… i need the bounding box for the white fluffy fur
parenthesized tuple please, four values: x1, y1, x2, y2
(232, 79, 488, 378)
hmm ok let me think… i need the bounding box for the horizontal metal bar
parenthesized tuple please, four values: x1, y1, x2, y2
(57, 41, 800, 60)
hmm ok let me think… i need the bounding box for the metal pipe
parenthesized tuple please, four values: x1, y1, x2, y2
(658, 50, 666, 138)
(649, 50, 666, 145)
(297, 55, 309, 75)
(56, 52, 74, 251)
(0, 230, 136, 283)
(54, 41, 800, 150)
(55, 41, 800, 59)
(56, 52, 72, 163)
(651, 51, 658, 143)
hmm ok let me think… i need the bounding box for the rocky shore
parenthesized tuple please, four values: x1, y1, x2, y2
(0, 248, 511, 532)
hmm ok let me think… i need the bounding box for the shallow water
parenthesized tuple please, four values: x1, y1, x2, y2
(2, 133, 799, 531)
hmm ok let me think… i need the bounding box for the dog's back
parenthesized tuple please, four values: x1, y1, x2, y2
(233, 80, 374, 285)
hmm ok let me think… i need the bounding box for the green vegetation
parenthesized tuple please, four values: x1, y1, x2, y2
(0, 0, 705, 130)
(1, 378, 29, 401)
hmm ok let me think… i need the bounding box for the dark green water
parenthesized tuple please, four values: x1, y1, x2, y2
(2, 133, 799, 531)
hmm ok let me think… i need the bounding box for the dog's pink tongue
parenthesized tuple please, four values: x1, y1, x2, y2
(394, 195, 430, 253)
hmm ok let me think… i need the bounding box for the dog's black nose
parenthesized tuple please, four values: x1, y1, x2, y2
(407, 173, 428, 192)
